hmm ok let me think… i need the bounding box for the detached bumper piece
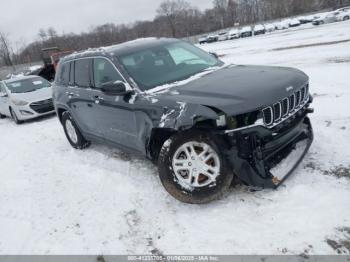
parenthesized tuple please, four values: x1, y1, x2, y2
(226, 114, 313, 189)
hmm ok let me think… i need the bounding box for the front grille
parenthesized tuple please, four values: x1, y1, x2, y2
(262, 107, 273, 125)
(282, 98, 289, 117)
(295, 90, 301, 107)
(262, 84, 309, 127)
(301, 88, 306, 103)
(273, 103, 282, 122)
(30, 99, 54, 114)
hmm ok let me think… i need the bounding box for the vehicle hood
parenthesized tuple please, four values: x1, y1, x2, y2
(158, 65, 308, 116)
(10, 87, 53, 102)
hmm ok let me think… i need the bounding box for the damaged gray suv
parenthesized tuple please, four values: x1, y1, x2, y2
(53, 38, 313, 204)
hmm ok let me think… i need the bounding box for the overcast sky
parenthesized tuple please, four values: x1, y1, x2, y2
(1, 0, 213, 46)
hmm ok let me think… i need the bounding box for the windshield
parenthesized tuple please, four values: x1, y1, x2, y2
(118, 41, 223, 90)
(6, 77, 51, 94)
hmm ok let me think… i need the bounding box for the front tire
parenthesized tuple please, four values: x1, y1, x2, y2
(344, 16, 350, 21)
(62, 111, 90, 149)
(158, 130, 234, 204)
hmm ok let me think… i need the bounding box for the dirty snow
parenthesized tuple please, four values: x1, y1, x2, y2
(0, 21, 350, 255)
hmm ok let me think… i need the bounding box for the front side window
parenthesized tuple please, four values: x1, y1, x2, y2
(5, 77, 51, 94)
(93, 58, 124, 88)
(118, 41, 222, 90)
(74, 59, 91, 87)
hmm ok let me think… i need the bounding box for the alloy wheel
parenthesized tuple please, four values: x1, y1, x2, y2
(172, 141, 220, 188)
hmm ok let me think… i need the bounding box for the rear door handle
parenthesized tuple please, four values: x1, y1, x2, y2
(66, 92, 75, 98)
(94, 96, 104, 104)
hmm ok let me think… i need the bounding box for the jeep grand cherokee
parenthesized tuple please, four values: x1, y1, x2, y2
(53, 38, 313, 204)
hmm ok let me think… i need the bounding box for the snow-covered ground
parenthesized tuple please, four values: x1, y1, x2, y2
(1, 21, 350, 255)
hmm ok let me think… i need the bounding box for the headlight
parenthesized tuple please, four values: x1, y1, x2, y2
(227, 111, 260, 130)
(11, 98, 28, 106)
(226, 116, 238, 129)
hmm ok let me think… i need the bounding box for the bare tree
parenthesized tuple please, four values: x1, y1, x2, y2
(156, 0, 192, 37)
(227, 0, 239, 25)
(0, 31, 13, 67)
(47, 27, 58, 46)
(38, 29, 47, 42)
(213, 0, 228, 28)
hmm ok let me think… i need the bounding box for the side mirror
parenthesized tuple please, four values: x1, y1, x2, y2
(0, 92, 8, 98)
(209, 52, 219, 59)
(101, 81, 133, 96)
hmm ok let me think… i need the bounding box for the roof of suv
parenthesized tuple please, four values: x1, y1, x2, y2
(61, 37, 180, 63)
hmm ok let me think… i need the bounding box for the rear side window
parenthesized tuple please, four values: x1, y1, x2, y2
(74, 59, 91, 87)
(93, 58, 124, 88)
(57, 63, 70, 85)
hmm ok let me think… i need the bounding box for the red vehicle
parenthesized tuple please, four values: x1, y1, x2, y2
(33, 47, 74, 81)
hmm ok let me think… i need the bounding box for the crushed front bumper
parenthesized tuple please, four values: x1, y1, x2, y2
(224, 113, 313, 188)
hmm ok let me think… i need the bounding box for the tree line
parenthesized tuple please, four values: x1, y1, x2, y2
(1, 0, 349, 66)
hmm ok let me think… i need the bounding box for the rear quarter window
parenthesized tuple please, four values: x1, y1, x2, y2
(56, 63, 70, 86)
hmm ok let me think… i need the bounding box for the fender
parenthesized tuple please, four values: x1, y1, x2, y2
(54, 103, 71, 122)
(159, 103, 219, 130)
(143, 103, 220, 159)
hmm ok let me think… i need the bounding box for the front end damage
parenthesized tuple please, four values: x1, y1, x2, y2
(154, 77, 314, 188)
(221, 101, 314, 189)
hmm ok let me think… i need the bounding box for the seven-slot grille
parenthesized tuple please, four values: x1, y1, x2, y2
(30, 99, 54, 114)
(262, 84, 309, 127)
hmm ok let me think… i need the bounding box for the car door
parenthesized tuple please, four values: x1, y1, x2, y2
(90, 57, 142, 153)
(66, 58, 105, 137)
(0, 82, 10, 116)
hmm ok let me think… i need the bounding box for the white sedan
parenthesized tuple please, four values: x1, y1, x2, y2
(0, 76, 54, 124)
(336, 10, 350, 21)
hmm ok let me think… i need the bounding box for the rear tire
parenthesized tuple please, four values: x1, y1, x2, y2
(344, 16, 349, 21)
(0, 112, 5, 119)
(62, 111, 90, 149)
(158, 130, 234, 204)
(10, 108, 23, 124)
